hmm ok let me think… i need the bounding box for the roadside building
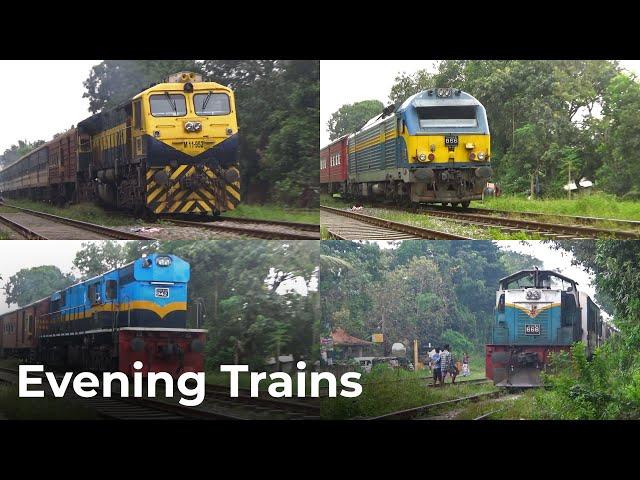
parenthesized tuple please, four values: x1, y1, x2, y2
(331, 328, 373, 361)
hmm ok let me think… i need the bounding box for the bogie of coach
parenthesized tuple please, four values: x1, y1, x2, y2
(486, 269, 604, 387)
(346, 88, 492, 206)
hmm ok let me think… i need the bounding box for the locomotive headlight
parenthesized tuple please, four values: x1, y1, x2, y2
(418, 153, 427, 162)
(477, 152, 486, 161)
(156, 256, 172, 267)
(184, 121, 202, 132)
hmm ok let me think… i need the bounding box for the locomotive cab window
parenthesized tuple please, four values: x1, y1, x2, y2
(149, 94, 187, 117)
(106, 280, 117, 300)
(133, 100, 142, 129)
(193, 92, 231, 116)
(417, 106, 478, 128)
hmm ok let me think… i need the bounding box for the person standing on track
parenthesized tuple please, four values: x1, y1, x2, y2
(431, 348, 442, 387)
(462, 352, 470, 377)
(440, 345, 451, 386)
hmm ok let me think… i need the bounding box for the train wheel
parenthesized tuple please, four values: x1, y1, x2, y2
(461, 201, 470, 208)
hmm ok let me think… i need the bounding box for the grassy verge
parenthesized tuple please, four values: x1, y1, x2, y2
(2, 199, 138, 227)
(477, 193, 640, 221)
(0, 230, 11, 240)
(223, 204, 318, 224)
(321, 365, 495, 419)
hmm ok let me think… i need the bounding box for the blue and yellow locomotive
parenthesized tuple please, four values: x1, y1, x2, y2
(1, 253, 207, 376)
(486, 269, 605, 387)
(347, 88, 492, 207)
(0, 72, 240, 217)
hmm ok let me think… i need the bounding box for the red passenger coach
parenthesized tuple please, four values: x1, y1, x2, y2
(320, 135, 348, 194)
(0, 297, 50, 360)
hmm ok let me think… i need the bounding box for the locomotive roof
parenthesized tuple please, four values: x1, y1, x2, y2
(499, 269, 578, 286)
(398, 89, 483, 112)
(320, 134, 349, 151)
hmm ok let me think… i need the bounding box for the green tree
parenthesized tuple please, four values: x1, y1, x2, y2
(73, 241, 129, 280)
(327, 99, 384, 141)
(83, 60, 201, 114)
(4, 266, 75, 307)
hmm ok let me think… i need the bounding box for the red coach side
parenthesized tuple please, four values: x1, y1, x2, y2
(320, 135, 348, 194)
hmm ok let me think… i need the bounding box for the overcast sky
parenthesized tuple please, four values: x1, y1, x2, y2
(0, 60, 100, 153)
(320, 60, 640, 147)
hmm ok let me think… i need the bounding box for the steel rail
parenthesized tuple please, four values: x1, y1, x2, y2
(366, 390, 503, 420)
(0, 202, 155, 240)
(320, 206, 472, 240)
(169, 218, 319, 239)
(418, 207, 640, 239)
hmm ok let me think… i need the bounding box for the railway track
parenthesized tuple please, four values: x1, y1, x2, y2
(0, 203, 154, 240)
(366, 390, 504, 420)
(447, 204, 640, 231)
(205, 384, 320, 419)
(416, 205, 640, 239)
(0, 367, 241, 420)
(320, 206, 471, 240)
(168, 218, 319, 240)
(0, 368, 319, 420)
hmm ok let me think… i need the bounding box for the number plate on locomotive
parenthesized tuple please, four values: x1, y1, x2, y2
(155, 288, 170, 298)
(444, 135, 458, 146)
(183, 140, 205, 148)
(525, 324, 540, 335)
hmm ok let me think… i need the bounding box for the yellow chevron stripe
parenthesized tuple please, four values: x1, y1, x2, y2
(154, 202, 168, 214)
(198, 200, 212, 212)
(168, 201, 183, 213)
(180, 201, 195, 213)
(146, 170, 155, 180)
(147, 180, 157, 192)
(147, 187, 164, 203)
(227, 200, 235, 210)
(170, 165, 189, 180)
(226, 185, 240, 200)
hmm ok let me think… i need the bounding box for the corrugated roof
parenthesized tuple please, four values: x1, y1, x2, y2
(331, 327, 372, 346)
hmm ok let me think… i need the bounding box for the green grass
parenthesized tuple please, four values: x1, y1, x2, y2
(477, 193, 640, 221)
(0, 384, 100, 420)
(3, 199, 139, 227)
(321, 365, 495, 419)
(0, 230, 11, 240)
(222, 203, 319, 224)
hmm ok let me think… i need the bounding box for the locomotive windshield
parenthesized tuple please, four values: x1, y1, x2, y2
(417, 106, 478, 128)
(501, 270, 577, 292)
(149, 93, 187, 117)
(193, 92, 230, 116)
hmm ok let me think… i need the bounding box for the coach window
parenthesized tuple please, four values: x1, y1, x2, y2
(193, 92, 230, 116)
(106, 280, 117, 300)
(149, 94, 187, 117)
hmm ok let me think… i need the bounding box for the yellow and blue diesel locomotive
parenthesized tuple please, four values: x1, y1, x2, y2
(486, 269, 608, 387)
(0, 253, 207, 376)
(347, 88, 492, 207)
(0, 72, 240, 216)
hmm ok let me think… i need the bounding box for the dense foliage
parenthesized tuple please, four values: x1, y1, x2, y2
(82, 60, 319, 206)
(320, 240, 542, 353)
(3, 266, 75, 307)
(326, 99, 384, 141)
(330, 60, 640, 198)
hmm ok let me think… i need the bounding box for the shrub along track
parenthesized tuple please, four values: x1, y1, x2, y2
(320, 206, 471, 240)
